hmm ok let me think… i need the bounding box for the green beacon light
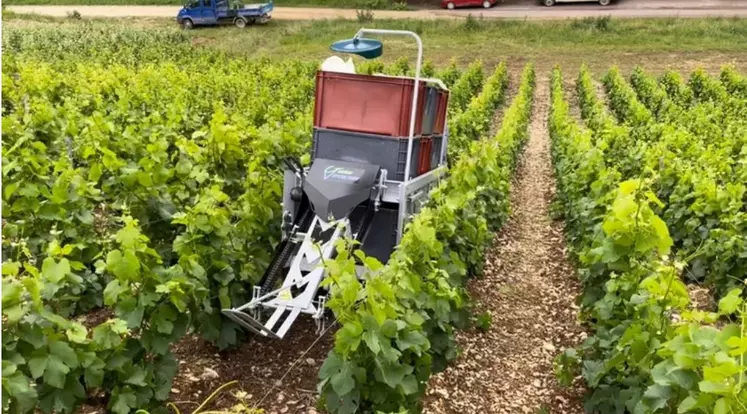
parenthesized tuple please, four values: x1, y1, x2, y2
(329, 37, 383, 59)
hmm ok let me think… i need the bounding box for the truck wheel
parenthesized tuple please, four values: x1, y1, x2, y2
(446, 1, 455, 9)
(598, 0, 611, 5)
(544, 0, 555, 5)
(234, 17, 247, 28)
(182, 18, 194, 30)
(482, 0, 491, 8)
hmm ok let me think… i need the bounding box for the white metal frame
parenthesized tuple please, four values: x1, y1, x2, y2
(223, 216, 350, 339)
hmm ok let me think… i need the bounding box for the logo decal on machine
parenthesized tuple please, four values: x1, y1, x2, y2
(323, 166, 363, 182)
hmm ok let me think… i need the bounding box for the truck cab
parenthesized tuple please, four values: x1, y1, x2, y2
(177, 0, 272, 29)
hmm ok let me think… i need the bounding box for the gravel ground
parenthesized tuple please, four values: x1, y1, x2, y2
(422, 76, 587, 414)
(167, 318, 334, 414)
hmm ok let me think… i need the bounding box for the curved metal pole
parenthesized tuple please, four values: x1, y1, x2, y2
(354, 28, 422, 184)
(354, 28, 422, 242)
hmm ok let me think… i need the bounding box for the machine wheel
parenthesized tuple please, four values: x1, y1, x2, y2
(598, 0, 611, 5)
(446, 1, 455, 9)
(234, 17, 247, 28)
(544, 0, 555, 6)
(181, 18, 194, 30)
(482, 0, 491, 8)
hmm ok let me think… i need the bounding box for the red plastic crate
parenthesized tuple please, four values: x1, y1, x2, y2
(314, 71, 426, 137)
(417, 137, 433, 175)
(433, 90, 450, 134)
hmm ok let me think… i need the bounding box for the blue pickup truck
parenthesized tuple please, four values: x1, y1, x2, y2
(177, 0, 272, 29)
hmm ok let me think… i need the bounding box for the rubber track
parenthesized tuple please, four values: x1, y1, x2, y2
(259, 209, 312, 295)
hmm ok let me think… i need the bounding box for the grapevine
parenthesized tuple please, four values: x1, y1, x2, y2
(550, 66, 746, 414)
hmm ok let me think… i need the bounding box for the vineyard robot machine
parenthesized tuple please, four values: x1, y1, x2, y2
(222, 29, 451, 339)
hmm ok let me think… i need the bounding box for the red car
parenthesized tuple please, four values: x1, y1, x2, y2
(442, 0, 497, 9)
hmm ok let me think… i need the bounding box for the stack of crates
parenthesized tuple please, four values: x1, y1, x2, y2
(311, 71, 449, 182)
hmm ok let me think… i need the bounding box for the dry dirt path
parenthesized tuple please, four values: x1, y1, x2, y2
(422, 75, 586, 414)
(8, 0, 747, 20)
